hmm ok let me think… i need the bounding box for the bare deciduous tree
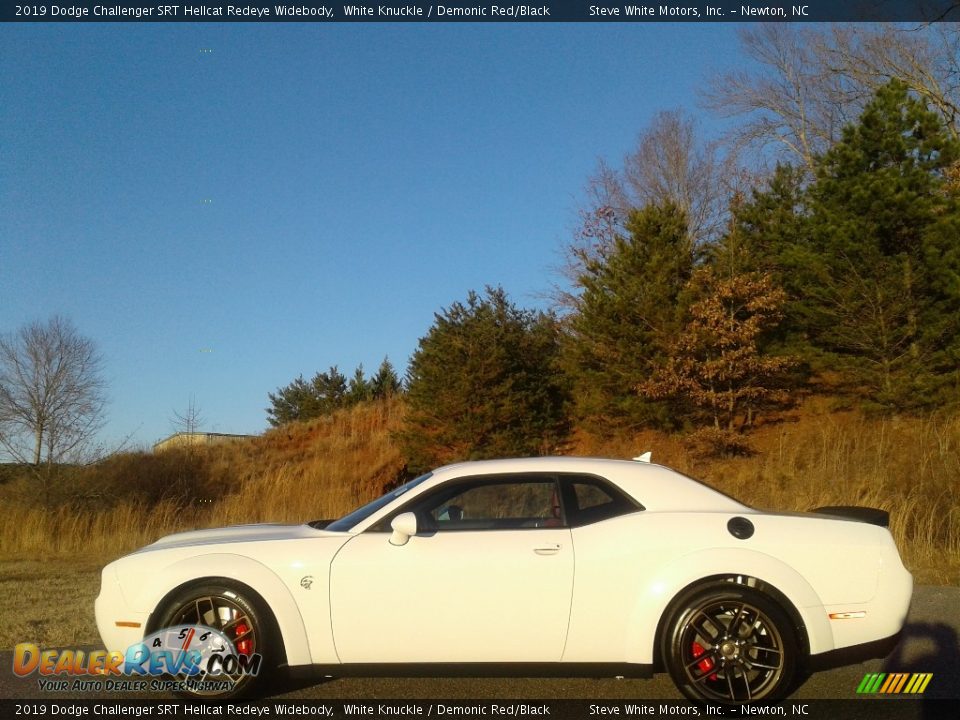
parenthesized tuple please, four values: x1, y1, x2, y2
(591, 110, 729, 245)
(170, 395, 205, 437)
(704, 25, 851, 174)
(821, 24, 960, 140)
(0, 316, 106, 466)
(705, 24, 960, 173)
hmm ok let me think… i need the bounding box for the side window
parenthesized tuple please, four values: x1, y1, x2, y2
(371, 475, 564, 532)
(428, 481, 559, 530)
(573, 482, 614, 511)
(563, 475, 641, 527)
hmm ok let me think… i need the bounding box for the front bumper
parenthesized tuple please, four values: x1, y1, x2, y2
(94, 563, 149, 653)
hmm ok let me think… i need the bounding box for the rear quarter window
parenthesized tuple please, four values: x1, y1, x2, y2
(564, 475, 642, 527)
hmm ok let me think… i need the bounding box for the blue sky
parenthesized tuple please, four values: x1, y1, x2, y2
(0, 23, 743, 449)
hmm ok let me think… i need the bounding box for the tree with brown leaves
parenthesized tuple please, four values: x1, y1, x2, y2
(641, 270, 795, 435)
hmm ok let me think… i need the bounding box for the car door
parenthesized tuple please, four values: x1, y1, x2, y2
(328, 475, 574, 664)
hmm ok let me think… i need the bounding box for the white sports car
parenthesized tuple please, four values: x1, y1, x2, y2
(96, 456, 912, 702)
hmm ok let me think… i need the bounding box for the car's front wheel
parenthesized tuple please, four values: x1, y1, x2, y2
(150, 580, 277, 699)
(662, 583, 798, 703)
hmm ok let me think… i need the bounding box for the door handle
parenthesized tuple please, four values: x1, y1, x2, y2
(533, 545, 561, 556)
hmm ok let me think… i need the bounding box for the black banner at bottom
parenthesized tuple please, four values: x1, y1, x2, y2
(3, 699, 959, 720)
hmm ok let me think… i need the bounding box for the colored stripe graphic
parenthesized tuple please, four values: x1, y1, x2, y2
(890, 673, 909, 693)
(857, 673, 885, 693)
(907, 673, 933, 694)
(857, 672, 932, 694)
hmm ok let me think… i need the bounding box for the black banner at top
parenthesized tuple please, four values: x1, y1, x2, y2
(3, 0, 960, 23)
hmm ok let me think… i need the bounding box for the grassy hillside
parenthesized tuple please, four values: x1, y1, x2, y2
(0, 401, 406, 559)
(1, 397, 957, 584)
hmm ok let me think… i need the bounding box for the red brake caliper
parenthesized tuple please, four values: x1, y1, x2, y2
(234, 622, 253, 655)
(692, 641, 718, 681)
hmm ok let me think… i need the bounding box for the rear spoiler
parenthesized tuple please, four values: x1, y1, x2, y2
(811, 506, 889, 528)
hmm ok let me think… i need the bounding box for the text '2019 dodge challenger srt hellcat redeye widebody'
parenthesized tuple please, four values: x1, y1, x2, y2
(96, 456, 912, 702)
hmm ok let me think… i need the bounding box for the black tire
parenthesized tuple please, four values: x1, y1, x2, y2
(150, 580, 278, 699)
(661, 583, 798, 703)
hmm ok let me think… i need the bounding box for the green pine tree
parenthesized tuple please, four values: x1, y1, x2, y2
(266, 366, 349, 426)
(563, 202, 695, 430)
(371, 357, 402, 399)
(266, 375, 322, 426)
(310, 366, 348, 413)
(400, 287, 569, 472)
(716, 164, 809, 282)
(802, 79, 960, 407)
(347, 365, 373, 405)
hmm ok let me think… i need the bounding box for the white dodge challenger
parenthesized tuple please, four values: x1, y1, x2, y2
(96, 456, 912, 702)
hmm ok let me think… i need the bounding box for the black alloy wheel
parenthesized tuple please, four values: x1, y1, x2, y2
(152, 581, 276, 699)
(663, 584, 798, 702)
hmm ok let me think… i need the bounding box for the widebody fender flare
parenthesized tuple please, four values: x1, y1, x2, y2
(132, 553, 314, 667)
(624, 547, 835, 664)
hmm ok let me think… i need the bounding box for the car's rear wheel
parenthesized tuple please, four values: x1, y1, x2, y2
(662, 584, 797, 703)
(151, 580, 276, 699)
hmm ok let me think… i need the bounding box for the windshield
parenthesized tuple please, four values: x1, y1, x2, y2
(323, 472, 433, 532)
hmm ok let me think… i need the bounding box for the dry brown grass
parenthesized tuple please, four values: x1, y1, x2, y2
(1, 397, 957, 586)
(209, 399, 406, 526)
(1, 500, 201, 559)
(0, 558, 103, 649)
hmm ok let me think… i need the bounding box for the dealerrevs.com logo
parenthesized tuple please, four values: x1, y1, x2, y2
(13, 625, 262, 693)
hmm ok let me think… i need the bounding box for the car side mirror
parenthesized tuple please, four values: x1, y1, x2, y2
(389, 512, 418, 546)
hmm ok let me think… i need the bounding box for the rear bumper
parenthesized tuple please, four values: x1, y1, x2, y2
(807, 629, 904, 671)
(812, 542, 912, 660)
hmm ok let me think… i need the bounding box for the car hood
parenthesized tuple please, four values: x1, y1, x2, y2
(145, 522, 344, 551)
